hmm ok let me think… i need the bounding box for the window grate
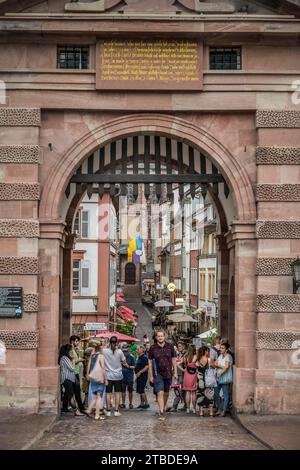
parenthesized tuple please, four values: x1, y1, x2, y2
(73, 260, 80, 293)
(57, 46, 89, 70)
(209, 47, 241, 70)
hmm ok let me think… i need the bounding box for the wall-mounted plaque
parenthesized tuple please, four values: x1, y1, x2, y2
(96, 39, 203, 91)
(0, 287, 22, 318)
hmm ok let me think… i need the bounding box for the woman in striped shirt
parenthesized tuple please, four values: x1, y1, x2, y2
(59, 344, 85, 416)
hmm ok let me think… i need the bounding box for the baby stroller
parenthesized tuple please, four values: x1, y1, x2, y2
(170, 381, 185, 408)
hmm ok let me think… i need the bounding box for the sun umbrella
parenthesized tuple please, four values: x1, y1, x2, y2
(116, 310, 128, 321)
(119, 307, 135, 321)
(121, 306, 135, 315)
(154, 300, 174, 308)
(194, 307, 205, 314)
(121, 311, 134, 321)
(197, 328, 217, 339)
(94, 331, 139, 343)
(167, 313, 198, 323)
(171, 307, 185, 314)
(120, 306, 135, 319)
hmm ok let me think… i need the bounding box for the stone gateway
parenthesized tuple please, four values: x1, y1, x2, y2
(0, 0, 300, 416)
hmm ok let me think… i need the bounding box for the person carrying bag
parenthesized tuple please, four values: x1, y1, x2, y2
(89, 353, 106, 384)
(86, 342, 107, 420)
(214, 341, 233, 417)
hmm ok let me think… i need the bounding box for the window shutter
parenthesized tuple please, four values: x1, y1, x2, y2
(81, 211, 89, 238)
(81, 267, 89, 289)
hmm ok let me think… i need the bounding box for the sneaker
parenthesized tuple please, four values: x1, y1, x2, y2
(158, 412, 166, 421)
(136, 404, 144, 409)
(119, 404, 126, 409)
(170, 407, 178, 413)
(106, 411, 111, 417)
(192, 408, 196, 414)
(142, 404, 150, 409)
(186, 408, 190, 414)
(114, 410, 121, 417)
(129, 404, 133, 409)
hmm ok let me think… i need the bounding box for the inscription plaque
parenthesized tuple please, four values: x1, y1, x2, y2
(96, 39, 203, 90)
(0, 287, 22, 318)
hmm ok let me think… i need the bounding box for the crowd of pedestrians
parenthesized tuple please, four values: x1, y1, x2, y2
(59, 330, 234, 421)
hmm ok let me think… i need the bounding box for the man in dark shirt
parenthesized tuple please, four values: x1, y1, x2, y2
(120, 345, 135, 409)
(148, 329, 177, 421)
(135, 345, 149, 409)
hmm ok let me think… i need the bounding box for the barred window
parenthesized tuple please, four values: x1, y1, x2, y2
(73, 261, 80, 293)
(57, 46, 89, 69)
(209, 47, 241, 70)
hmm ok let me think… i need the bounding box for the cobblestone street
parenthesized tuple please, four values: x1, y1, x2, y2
(32, 297, 264, 451)
(31, 409, 265, 450)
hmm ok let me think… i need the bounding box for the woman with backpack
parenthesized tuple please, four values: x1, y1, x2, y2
(85, 341, 108, 420)
(183, 344, 197, 414)
(196, 346, 217, 417)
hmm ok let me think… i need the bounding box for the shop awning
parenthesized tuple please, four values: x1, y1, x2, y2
(94, 331, 139, 343)
(72, 315, 107, 325)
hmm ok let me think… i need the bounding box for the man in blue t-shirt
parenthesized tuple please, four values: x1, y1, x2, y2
(135, 344, 149, 409)
(120, 344, 135, 409)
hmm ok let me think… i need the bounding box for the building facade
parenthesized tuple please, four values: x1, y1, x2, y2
(0, 0, 300, 415)
(71, 192, 118, 333)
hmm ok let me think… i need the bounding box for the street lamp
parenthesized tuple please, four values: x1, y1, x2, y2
(92, 296, 98, 311)
(291, 257, 300, 294)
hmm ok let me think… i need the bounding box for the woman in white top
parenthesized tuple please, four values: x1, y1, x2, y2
(214, 341, 233, 417)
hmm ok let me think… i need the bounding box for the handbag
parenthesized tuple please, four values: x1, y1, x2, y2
(89, 354, 106, 384)
(187, 365, 197, 374)
(217, 366, 233, 385)
(205, 367, 217, 388)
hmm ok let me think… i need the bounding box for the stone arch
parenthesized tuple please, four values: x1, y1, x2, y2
(38, 113, 257, 414)
(39, 114, 256, 224)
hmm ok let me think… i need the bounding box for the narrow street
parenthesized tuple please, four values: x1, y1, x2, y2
(31, 295, 265, 451)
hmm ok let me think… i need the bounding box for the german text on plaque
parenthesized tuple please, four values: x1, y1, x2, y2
(96, 39, 203, 90)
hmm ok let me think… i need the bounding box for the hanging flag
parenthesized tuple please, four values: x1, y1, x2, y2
(140, 242, 146, 264)
(133, 251, 140, 265)
(136, 235, 143, 251)
(128, 238, 137, 262)
(129, 238, 137, 252)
